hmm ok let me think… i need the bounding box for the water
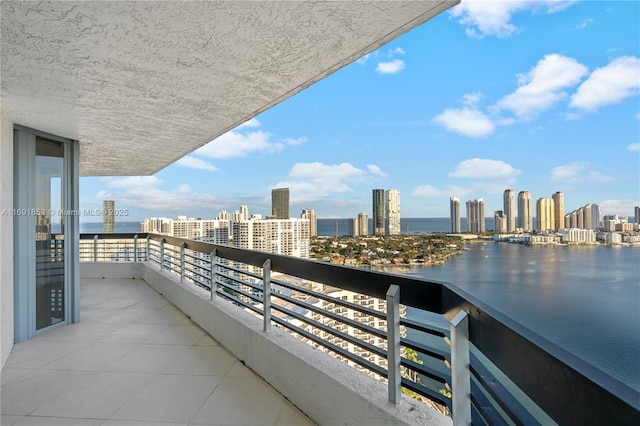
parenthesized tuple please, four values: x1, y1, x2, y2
(386, 243, 640, 392)
(80, 221, 141, 233)
(317, 217, 462, 236)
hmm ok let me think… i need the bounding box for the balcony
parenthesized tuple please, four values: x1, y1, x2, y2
(2, 276, 314, 426)
(3, 233, 639, 425)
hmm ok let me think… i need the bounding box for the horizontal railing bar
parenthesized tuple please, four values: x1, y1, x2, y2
(215, 282, 262, 305)
(271, 304, 388, 360)
(470, 381, 511, 426)
(470, 353, 540, 426)
(216, 261, 263, 281)
(269, 278, 387, 321)
(400, 356, 448, 385)
(400, 377, 450, 408)
(272, 292, 388, 340)
(271, 315, 388, 379)
(216, 271, 263, 292)
(400, 317, 448, 338)
(215, 288, 262, 315)
(401, 338, 448, 362)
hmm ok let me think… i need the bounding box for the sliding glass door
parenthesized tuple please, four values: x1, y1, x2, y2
(14, 127, 79, 341)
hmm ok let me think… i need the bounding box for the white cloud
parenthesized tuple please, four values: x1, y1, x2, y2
(627, 143, 640, 151)
(281, 137, 308, 146)
(96, 178, 223, 212)
(388, 47, 406, 56)
(449, 158, 522, 180)
(412, 184, 473, 198)
(433, 107, 495, 138)
(273, 162, 386, 201)
(238, 118, 260, 128)
(462, 92, 483, 106)
(550, 163, 613, 184)
(494, 54, 588, 120)
(176, 156, 218, 172)
(450, 0, 575, 38)
(102, 176, 163, 188)
(599, 199, 640, 216)
(375, 59, 405, 75)
(195, 121, 306, 159)
(576, 18, 593, 29)
(367, 164, 388, 178)
(356, 53, 370, 65)
(570, 56, 640, 112)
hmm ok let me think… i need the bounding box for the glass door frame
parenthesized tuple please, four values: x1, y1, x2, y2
(13, 125, 79, 341)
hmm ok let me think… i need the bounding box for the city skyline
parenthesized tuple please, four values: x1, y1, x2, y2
(79, 1, 639, 221)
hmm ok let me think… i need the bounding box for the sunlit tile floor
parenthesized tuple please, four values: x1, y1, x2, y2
(1, 278, 316, 426)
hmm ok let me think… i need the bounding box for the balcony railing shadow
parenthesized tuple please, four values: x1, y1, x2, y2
(79, 233, 640, 426)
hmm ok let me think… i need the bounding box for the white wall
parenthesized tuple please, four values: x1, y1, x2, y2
(1, 108, 14, 368)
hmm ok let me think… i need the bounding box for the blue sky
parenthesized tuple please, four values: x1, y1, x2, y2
(81, 0, 640, 222)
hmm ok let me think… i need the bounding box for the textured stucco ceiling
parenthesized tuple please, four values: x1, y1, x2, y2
(1, 1, 458, 176)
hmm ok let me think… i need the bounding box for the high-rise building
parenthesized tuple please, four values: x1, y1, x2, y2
(301, 209, 317, 237)
(271, 188, 289, 219)
(357, 212, 369, 236)
(591, 204, 602, 230)
(635, 206, 640, 224)
(385, 189, 400, 235)
(466, 198, 485, 233)
(232, 217, 310, 258)
(503, 189, 516, 232)
(517, 191, 532, 232)
(102, 200, 115, 233)
(577, 206, 585, 229)
(372, 189, 385, 235)
(240, 205, 249, 221)
(583, 204, 593, 230)
(536, 197, 555, 232)
(552, 191, 564, 230)
(450, 197, 460, 233)
(494, 210, 507, 233)
(348, 218, 359, 237)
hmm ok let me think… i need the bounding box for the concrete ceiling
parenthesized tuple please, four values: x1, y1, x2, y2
(1, 1, 458, 176)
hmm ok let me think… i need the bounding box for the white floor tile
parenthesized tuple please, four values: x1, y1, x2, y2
(4, 340, 86, 369)
(97, 323, 170, 344)
(275, 401, 317, 426)
(31, 372, 155, 419)
(110, 374, 222, 423)
(44, 342, 135, 371)
(13, 416, 103, 425)
(0, 370, 93, 416)
(191, 376, 284, 425)
(103, 344, 190, 374)
(146, 325, 206, 346)
(164, 346, 236, 376)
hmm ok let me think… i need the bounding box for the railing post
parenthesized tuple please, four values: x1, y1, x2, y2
(210, 248, 216, 300)
(180, 242, 186, 283)
(146, 235, 151, 262)
(386, 284, 401, 405)
(93, 235, 98, 262)
(262, 259, 271, 332)
(160, 238, 165, 271)
(133, 234, 138, 262)
(450, 310, 471, 426)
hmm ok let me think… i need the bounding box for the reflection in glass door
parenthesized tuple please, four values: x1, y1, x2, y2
(35, 138, 65, 330)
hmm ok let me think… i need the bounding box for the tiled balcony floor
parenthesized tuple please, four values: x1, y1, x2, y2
(1, 278, 316, 426)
